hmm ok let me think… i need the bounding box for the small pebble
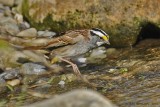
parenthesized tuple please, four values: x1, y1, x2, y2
(38, 30, 56, 38)
(3, 69, 20, 80)
(0, 0, 14, 7)
(7, 79, 21, 86)
(4, 6, 11, 16)
(14, 13, 23, 24)
(89, 47, 106, 58)
(20, 62, 48, 75)
(4, 22, 20, 35)
(77, 57, 87, 63)
(19, 22, 30, 30)
(16, 28, 37, 38)
(106, 48, 117, 55)
(58, 80, 65, 88)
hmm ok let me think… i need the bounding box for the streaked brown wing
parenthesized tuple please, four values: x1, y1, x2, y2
(46, 30, 87, 48)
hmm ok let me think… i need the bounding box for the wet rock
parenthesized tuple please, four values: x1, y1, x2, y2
(0, 68, 21, 88)
(23, 89, 117, 107)
(19, 21, 30, 30)
(87, 47, 107, 64)
(0, 40, 50, 68)
(14, 13, 23, 24)
(0, 39, 23, 68)
(89, 47, 106, 59)
(105, 48, 119, 59)
(2, 69, 20, 80)
(0, 85, 7, 94)
(0, 16, 20, 35)
(0, 4, 12, 17)
(0, 68, 21, 92)
(20, 0, 160, 47)
(32, 78, 52, 93)
(117, 59, 144, 68)
(20, 62, 48, 75)
(38, 30, 56, 38)
(22, 75, 38, 85)
(7, 79, 21, 86)
(0, 0, 14, 7)
(15, 0, 23, 6)
(0, 4, 4, 14)
(60, 74, 77, 82)
(71, 47, 107, 65)
(16, 28, 37, 38)
(135, 39, 160, 48)
(0, 74, 6, 85)
(3, 6, 12, 16)
(21, 50, 50, 66)
(106, 48, 117, 55)
(58, 80, 65, 88)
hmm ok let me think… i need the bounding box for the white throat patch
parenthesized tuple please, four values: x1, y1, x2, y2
(96, 41, 105, 46)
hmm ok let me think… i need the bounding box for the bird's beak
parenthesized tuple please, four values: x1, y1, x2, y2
(104, 40, 110, 45)
(102, 35, 110, 45)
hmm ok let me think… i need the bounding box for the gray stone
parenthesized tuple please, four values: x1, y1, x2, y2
(4, 6, 12, 16)
(0, 0, 15, 7)
(15, 0, 22, 6)
(20, 62, 48, 75)
(4, 23, 20, 35)
(19, 0, 160, 47)
(2, 69, 20, 80)
(105, 48, 117, 56)
(0, 16, 20, 35)
(89, 47, 107, 59)
(17, 28, 37, 38)
(23, 89, 117, 107)
(19, 22, 30, 30)
(38, 30, 56, 38)
(0, 4, 4, 14)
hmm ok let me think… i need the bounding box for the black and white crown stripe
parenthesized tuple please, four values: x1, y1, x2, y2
(90, 28, 108, 37)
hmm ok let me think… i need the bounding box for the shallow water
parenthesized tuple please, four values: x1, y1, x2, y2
(0, 39, 160, 107)
(105, 71, 160, 107)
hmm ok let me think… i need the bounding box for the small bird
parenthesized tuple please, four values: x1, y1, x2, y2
(49, 28, 110, 57)
(49, 28, 110, 77)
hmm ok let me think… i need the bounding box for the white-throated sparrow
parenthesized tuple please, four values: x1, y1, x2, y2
(49, 28, 110, 58)
(49, 28, 110, 78)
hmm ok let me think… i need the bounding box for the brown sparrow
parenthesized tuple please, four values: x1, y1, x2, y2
(49, 28, 110, 78)
(49, 28, 110, 58)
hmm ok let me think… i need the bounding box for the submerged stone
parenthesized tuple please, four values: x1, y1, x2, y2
(20, 62, 48, 75)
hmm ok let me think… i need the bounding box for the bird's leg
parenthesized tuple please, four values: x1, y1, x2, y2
(59, 57, 95, 86)
(58, 57, 82, 77)
(51, 57, 97, 87)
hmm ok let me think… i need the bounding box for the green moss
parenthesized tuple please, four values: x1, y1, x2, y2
(107, 23, 140, 47)
(119, 68, 128, 73)
(21, 0, 59, 32)
(21, 0, 81, 32)
(22, 0, 30, 21)
(0, 40, 11, 50)
(29, 14, 68, 32)
(21, 0, 141, 47)
(21, 0, 105, 32)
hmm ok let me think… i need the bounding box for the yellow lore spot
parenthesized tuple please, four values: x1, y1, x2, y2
(102, 35, 108, 41)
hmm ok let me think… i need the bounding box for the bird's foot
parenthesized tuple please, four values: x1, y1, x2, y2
(51, 57, 98, 87)
(58, 57, 82, 76)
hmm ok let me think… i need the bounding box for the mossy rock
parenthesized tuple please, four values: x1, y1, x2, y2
(20, 0, 160, 47)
